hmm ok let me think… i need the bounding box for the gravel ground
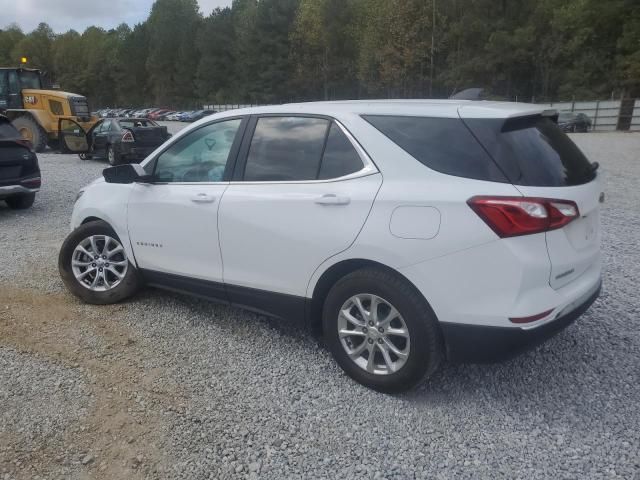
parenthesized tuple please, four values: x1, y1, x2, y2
(0, 129, 639, 479)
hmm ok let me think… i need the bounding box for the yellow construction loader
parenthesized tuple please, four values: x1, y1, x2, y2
(0, 60, 99, 152)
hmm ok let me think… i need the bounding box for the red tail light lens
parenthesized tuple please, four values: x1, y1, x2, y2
(21, 177, 41, 188)
(15, 139, 34, 151)
(122, 131, 135, 142)
(510, 309, 554, 324)
(468, 196, 579, 238)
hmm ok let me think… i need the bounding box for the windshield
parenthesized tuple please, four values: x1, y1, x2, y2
(18, 70, 42, 89)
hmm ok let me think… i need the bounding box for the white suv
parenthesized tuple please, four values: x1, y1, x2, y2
(58, 101, 603, 392)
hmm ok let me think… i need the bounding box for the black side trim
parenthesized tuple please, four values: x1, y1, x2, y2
(226, 283, 306, 322)
(441, 282, 602, 363)
(139, 269, 306, 322)
(140, 269, 229, 305)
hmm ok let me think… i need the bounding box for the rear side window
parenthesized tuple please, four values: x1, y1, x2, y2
(318, 123, 364, 180)
(363, 115, 508, 182)
(244, 117, 329, 181)
(463, 116, 596, 186)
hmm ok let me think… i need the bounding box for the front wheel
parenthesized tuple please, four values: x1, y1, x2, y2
(78, 153, 93, 161)
(323, 268, 443, 393)
(58, 220, 141, 304)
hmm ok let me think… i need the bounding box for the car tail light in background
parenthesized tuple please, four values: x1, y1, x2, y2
(21, 177, 41, 188)
(122, 131, 135, 142)
(468, 196, 579, 238)
(15, 139, 34, 151)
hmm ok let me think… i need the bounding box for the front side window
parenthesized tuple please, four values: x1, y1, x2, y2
(243, 117, 365, 182)
(153, 119, 242, 183)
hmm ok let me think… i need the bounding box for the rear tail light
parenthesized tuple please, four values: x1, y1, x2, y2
(468, 196, 579, 238)
(15, 139, 34, 151)
(510, 309, 554, 324)
(21, 177, 41, 188)
(122, 131, 135, 142)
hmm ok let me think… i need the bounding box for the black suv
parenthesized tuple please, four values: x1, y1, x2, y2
(0, 115, 41, 209)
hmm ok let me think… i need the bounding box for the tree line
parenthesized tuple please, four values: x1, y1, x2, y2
(0, 0, 638, 109)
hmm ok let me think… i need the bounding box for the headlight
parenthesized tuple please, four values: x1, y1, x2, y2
(75, 190, 85, 202)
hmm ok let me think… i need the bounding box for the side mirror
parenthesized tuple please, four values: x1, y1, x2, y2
(103, 163, 151, 184)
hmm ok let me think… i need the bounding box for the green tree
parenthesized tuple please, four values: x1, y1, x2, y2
(11, 23, 55, 74)
(114, 23, 150, 106)
(196, 8, 236, 103)
(356, 0, 438, 97)
(291, 0, 358, 100)
(146, 0, 201, 106)
(0, 24, 25, 65)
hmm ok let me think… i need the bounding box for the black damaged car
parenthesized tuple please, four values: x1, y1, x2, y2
(0, 114, 40, 209)
(58, 117, 171, 165)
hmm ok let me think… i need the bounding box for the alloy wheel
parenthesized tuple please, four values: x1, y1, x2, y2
(338, 294, 410, 375)
(71, 235, 128, 291)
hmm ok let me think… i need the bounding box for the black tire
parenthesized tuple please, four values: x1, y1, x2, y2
(78, 153, 93, 160)
(5, 193, 35, 210)
(323, 268, 443, 393)
(58, 220, 141, 305)
(107, 144, 121, 166)
(12, 116, 47, 152)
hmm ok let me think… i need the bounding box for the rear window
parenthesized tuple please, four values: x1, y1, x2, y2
(120, 120, 158, 128)
(363, 115, 508, 182)
(463, 116, 596, 186)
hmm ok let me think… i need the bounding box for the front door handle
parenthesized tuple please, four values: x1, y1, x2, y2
(191, 193, 216, 203)
(315, 194, 351, 206)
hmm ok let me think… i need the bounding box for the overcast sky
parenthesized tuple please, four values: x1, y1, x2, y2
(1, 0, 233, 33)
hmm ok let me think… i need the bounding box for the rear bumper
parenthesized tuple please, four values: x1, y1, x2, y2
(440, 279, 601, 363)
(120, 145, 156, 161)
(0, 184, 39, 199)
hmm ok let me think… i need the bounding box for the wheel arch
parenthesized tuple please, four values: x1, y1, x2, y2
(76, 214, 138, 268)
(307, 258, 438, 335)
(81, 216, 104, 225)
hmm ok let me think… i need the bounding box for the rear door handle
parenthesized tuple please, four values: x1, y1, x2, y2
(315, 194, 351, 206)
(191, 193, 216, 203)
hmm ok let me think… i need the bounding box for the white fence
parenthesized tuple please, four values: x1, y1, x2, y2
(632, 99, 640, 130)
(537, 100, 622, 131)
(204, 104, 267, 112)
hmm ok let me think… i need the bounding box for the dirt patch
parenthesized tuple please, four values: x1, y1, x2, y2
(0, 285, 183, 479)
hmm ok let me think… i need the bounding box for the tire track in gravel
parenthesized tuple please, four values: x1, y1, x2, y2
(0, 285, 185, 479)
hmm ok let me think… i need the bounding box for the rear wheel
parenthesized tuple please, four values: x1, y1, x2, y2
(58, 220, 141, 304)
(323, 268, 443, 393)
(5, 193, 35, 210)
(107, 145, 121, 166)
(78, 153, 93, 160)
(12, 116, 47, 152)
